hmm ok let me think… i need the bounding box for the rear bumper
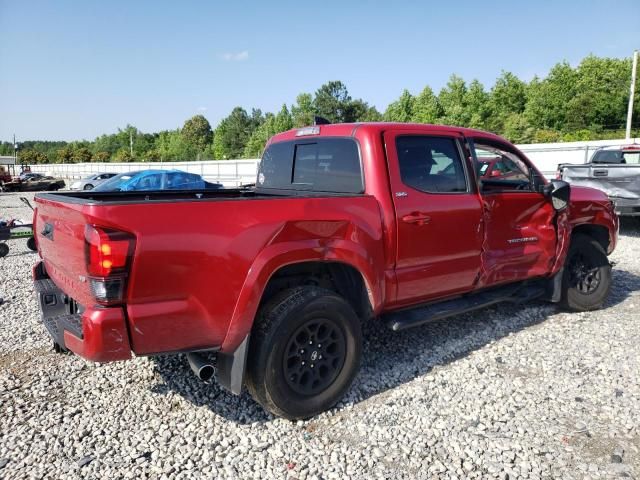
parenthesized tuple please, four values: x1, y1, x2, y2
(611, 197, 640, 217)
(33, 261, 132, 362)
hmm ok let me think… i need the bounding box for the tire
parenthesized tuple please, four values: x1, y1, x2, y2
(83, 184, 94, 190)
(246, 286, 362, 420)
(26, 236, 37, 252)
(0, 243, 9, 258)
(561, 234, 612, 311)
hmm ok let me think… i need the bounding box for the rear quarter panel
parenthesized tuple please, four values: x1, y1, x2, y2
(44, 195, 386, 355)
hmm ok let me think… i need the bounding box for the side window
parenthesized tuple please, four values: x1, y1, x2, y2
(473, 143, 531, 192)
(396, 136, 467, 193)
(138, 173, 162, 190)
(622, 151, 640, 164)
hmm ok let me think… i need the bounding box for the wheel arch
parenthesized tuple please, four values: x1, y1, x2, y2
(221, 242, 383, 354)
(571, 223, 610, 252)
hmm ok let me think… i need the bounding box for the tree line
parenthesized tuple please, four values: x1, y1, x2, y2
(2, 54, 639, 165)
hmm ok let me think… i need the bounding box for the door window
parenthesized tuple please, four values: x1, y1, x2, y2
(396, 136, 468, 193)
(473, 143, 532, 192)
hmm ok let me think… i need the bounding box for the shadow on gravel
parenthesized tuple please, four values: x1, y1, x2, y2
(151, 267, 640, 424)
(619, 217, 640, 237)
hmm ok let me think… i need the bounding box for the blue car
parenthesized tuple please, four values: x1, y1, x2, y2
(92, 170, 215, 192)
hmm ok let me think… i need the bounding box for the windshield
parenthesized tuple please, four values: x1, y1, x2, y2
(92, 172, 141, 191)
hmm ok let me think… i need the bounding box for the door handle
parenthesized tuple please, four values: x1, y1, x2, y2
(593, 169, 608, 177)
(402, 212, 431, 226)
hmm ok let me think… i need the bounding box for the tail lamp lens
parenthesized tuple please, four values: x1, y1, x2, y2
(84, 225, 135, 303)
(84, 225, 134, 277)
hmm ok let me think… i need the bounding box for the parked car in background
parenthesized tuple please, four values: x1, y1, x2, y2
(92, 169, 222, 192)
(557, 144, 640, 216)
(70, 173, 118, 191)
(2, 173, 65, 192)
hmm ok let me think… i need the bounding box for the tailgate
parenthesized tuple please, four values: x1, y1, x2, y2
(34, 196, 94, 306)
(562, 164, 640, 199)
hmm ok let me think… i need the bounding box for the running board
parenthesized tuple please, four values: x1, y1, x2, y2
(385, 281, 546, 332)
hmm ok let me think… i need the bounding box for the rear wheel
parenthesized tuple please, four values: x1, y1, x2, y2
(561, 234, 611, 311)
(26, 237, 37, 252)
(246, 286, 362, 420)
(0, 243, 9, 258)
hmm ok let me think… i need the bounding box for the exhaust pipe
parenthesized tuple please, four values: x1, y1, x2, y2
(187, 353, 216, 382)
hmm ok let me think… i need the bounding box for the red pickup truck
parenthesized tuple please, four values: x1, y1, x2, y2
(32, 123, 618, 419)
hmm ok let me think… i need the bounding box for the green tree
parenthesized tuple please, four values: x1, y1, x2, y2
(71, 147, 92, 163)
(438, 75, 470, 127)
(273, 104, 293, 133)
(155, 129, 196, 161)
(502, 113, 535, 143)
(291, 93, 316, 127)
(313, 81, 352, 123)
(360, 105, 383, 122)
(244, 114, 277, 158)
(564, 56, 632, 132)
(19, 149, 48, 164)
(181, 115, 213, 154)
(56, 146, 73, 163)
(524, 62, 578, 130)
(114, 148, 135, 162)
(214, 107, 255, 159)
(412, 86, 442, 124)
(464, 80, 491, 129)
(384, 89, 415, 122)
(490, 72, 527, 115)
(92, 151, 111, 162)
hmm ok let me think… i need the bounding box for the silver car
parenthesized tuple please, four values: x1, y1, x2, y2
(557, 145, 640, 216)
(69, 173, 117, 191)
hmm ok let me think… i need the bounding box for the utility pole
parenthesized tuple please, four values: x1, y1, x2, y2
(129, 131, 133, 155)
(626, 50, 638, 140)
(13, 134, 17, 164)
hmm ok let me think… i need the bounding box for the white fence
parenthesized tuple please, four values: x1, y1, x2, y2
(517, 138, 640, 176)
(28, 137, 640, 185)
(31, 159, 260, 187)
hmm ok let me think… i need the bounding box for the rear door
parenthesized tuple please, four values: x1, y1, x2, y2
(384, 129, 484, 306)
(470, 139, 557, 287)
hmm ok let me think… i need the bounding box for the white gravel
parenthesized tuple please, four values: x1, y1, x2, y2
(1, 192, 639, 480)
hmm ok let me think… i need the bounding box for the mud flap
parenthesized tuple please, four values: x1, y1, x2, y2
(546, 267, 564, 303)
(217, 334, 250, 395)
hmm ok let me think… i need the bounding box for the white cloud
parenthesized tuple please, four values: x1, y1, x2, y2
(197, 106, 207, 112)
(219, 50, 249, 62)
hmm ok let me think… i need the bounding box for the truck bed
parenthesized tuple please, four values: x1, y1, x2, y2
(33, 188, 385, 357)
(560, 163, 640, 215)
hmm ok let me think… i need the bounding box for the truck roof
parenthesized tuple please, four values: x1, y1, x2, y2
(268, 122, 507, 145)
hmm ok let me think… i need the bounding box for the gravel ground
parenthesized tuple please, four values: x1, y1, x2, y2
(1, 192, 639, 480)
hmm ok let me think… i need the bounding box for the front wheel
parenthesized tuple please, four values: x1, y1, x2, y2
(83, 184, 94, 190)
(561, 234, 612, 311)
(246, 286, 362, 420)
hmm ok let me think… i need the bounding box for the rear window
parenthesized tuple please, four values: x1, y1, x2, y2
(257, 138, 363, 193)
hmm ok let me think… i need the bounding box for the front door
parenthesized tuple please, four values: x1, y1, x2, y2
(385, 130, 484, 306)
(471, 139, 557, 287)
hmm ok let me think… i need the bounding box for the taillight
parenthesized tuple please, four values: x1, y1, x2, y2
(84, 225, 135, 304)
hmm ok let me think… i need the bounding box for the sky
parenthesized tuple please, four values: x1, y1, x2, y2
(0, 0, 639, 141)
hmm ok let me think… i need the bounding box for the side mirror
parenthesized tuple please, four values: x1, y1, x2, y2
(543, 180, 570, 211)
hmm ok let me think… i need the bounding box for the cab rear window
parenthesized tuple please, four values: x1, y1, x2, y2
(257, 138, 363, 193)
